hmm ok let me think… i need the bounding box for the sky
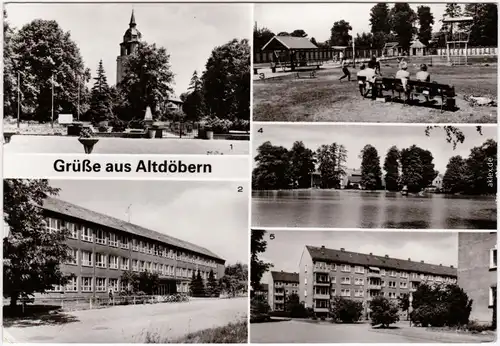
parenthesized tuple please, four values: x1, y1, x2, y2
(5, 3, 251, 97)
(255, 3, 447, 42)
(258, 230, 458, 284)
(252, 124, 497, 175)
(49, 180, 248, 265)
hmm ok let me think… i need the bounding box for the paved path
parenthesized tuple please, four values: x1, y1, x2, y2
(4, 297, 247, 343)
(250, 320, 495, 343)
(4, 135, 249, 155)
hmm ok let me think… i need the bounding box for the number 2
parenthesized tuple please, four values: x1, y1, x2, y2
(237, 186, 243, 192)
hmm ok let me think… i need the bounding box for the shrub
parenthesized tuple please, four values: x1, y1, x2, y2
(251, 295, 270, 314)
(79, 127, 93, 138)
(331, 296, 363, 323)
(110, 119, 127, 132)
(411, 304, 447, 327)
(98, 125, 108, 133)
(467, 320, 492, 333)
(369, 296, 400, 327)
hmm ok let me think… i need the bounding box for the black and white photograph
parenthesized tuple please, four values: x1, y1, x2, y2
(253, 3, 497, 123)
(3, 3, 250, 155)
(3, 179, 248, 343)
(252, 124, 497, 229)
(250, 229, 497, 343)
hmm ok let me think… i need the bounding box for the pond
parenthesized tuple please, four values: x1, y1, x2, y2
(252, 190, 497, 229)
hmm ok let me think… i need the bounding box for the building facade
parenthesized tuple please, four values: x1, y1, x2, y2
(299, 245, 457, 318)
(268, 271, 299, 311)
(116, 10, 142, 85)
(40, 197, 225, 298)
(458, 232, 497, 324)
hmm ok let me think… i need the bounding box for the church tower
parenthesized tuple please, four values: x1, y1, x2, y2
(116, 10, 142, 85)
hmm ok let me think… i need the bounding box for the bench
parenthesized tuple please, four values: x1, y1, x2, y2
(357, 76, 384, 99)
(296, 70, 317, 79)
(381, 78, 456, 111)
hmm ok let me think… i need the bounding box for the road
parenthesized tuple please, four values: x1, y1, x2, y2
(4, 297, 247, 343)
(250, 320, 496, 343)
(4, 135, 249, 155)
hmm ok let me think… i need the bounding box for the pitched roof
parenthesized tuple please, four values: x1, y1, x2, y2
(384, 42, 399, 48)
(41, 197, 224, 262)
(262, 36, 318, 51)
(306, 245, 457, 277)
(410, 40, 426, 48)
(271, 270, 299, 283)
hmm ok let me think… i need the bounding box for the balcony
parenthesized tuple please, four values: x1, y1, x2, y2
(275, 291, 284, 296)
(314, 280, 331, 286)
(313, 293, 330, 300)
(367, 271, 381, 278)
(368, 284, 382, 290)
(313, 266, 330, 273)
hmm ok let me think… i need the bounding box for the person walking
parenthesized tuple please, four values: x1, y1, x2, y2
(339, 57, 351, 82)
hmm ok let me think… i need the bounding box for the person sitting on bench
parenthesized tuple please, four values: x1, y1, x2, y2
(416, 64, 432, 102)
(395, 61, 410, 96)
(365, 61, 379, 99)
(357, 64, 367, 96)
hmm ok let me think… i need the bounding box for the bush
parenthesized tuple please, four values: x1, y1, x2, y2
(251, 295, 270, 314)
(331, 296, 363, 323)
(110, 119, 127, 132)
(369, 296, 400, 327)
(467, 320, 492, 333)
(98, 125, 108, 133)
(411, 304, 447, 327)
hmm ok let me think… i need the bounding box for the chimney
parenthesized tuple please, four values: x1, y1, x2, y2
(439, 264, 442, 266)
(408, 258, 411, 261)
(369, 252, 373, 255)
(420, 260, 424, 263)
(451, 265, 454, 268)
(340, 248, 345, 252)
(281, 270, 283, 272)
(385, 255, 389, 258)
(321, 245, 325, 249)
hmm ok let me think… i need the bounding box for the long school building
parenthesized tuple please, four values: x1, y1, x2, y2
(40, 197, 225, 297)
(299, 245, 457, 318)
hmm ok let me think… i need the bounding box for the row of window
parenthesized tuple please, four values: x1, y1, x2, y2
(309, 289, 400, 299)
(305, 276, 456, 287)
(47, 217, 217, 268)
(68, 249, 216, 279)
(274, 281, 298, 287)
(309, 262, 455, 283)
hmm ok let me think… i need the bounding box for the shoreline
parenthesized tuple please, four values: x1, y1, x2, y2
(252, 189, 496, 197)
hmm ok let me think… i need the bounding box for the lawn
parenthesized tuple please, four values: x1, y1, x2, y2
(253, 57, 497, 123)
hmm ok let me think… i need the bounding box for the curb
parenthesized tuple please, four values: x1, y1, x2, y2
(3, 330, 17, 343)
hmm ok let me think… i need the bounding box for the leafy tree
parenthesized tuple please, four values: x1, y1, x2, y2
(254, 26, 275, 51)
(117, 41, 174, 121)
(221, 263, 247, 297)
(464, 4, 498, 47)
(206, 269, 220, 297)
(390, 3, 417, 51)
(189, 269, 206, 297)
(331, 296, 363, 323)
(355, 32, 374, 48)
(3, 179, 72, 309)
(417, 6, 434, 45)
(11, 19, 91, 122)
(401, 145, 437, 192)
(251, 294, 271, 314)
(202, 39, 250, 121)
(285, 293, 308, 318)
(88, 60, 113, 124)
(3, 9, 17, 119)
(277, 31, 290, 36)
(370, 3, 391, 35)
(252, 141, 291, 190)
(445, 3, 463, 18)
(189, 270, 197, 296)
(288, 141, 316, 188)
(290, 29, 308, 38)
(136, 270, 160, 295)
(310, 37, 318, 46)
(330, 20, 352, 46)
(384, 146, 400, 191)
(316, 143, 347, 189)
(425, 125, 483, 150)
(120, 270, 138, 294)
(464, 139, 497, 194)
(442, 155, 467, 193)
(398, 293, 410, 320)
(251, 230, 273, 295)
(360, 144, 382, 190)
(370, 296, 400, 327)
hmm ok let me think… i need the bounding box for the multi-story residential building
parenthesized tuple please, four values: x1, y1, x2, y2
(268, 271, 299, 311)
(458, 232, 497, 324)
(254, 283, 268, 301)
(299, 245, 457, 318)
(37, 197, 225, 297)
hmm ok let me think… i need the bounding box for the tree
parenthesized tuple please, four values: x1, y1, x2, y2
(277, 31, 290, 36)
(3, 179, 72, 308)
(355, 32, 374, 48)
(316, 143, 347, 189)
(136, 270, 160, 295)
(330, 20, 352, 46)
(442, 155, 467, 193)
(117, 41, 174, 122)
(206, 269, 220, 297)
(370, 296, 400, 327)
(221, 263, 247, 297)
(384, 146, 401, 191)
(445, 3, 462, 18)
(182, 70, 205, 124)
(251, 230, 273, 295)
(285, 293, 308, 317)
(464, 139, 497, 195)
(3, 9, 17, 118)
(390, 3, 417, 52)
(290, 29, 307, 38)
(417, 6, 434, 46)
(397, 293, 410, 320)
(253, 26, 275, 51)
(189, 269, 206, 297)
(400, 145, 437, 192)
(464, 4, 498, 47)
(252, 141, 291, 190)
(331, 296, 363, 323)
(87, 60, 113, 124)
(202, 39, 250, 121)
(120, 270, 137, 294)
(189, 270, 197, 296)
(425, 125, 483, 150)
(310, 37, 318, 46)
(370, 3, 391, 35)
(360, 145, 382, 190)
(10, 19, 91, 121)
(288, 141, 316, 188)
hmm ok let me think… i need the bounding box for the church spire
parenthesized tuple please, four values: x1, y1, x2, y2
(129, 10, 136, 27)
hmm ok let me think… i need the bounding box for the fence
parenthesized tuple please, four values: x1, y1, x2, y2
(436, 46, 497, 57)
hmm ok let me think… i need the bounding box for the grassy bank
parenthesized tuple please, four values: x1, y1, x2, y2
(144, 319, 248, 343)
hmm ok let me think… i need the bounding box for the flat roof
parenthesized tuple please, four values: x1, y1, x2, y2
(41, 197, 225, 262)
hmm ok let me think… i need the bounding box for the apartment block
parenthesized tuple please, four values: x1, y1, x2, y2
(36, 197, 225, 297)
(268, 271, 299, 311)
(458, 232, 497, 324)
(299, 245, 457, 318)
